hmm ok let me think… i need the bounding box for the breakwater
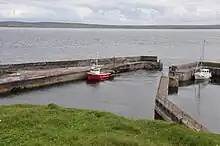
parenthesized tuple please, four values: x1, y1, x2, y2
(155, 76, 209, 132)
(169, 61, 220, 83)
(156, 60, 220, 132)
(0, 55, 162, 95)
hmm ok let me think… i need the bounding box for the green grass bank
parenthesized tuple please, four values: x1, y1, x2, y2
(0, 104, 220, 146)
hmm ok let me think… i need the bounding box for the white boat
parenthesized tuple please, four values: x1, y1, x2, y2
(194, 68, 212, 80)
(194, 40, 212, 80)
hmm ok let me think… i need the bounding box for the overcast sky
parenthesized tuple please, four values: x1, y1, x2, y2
(0, 0, 220, 25)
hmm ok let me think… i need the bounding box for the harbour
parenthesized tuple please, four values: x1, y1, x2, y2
(1, 28, 220, 134)
(0, 55, 162, 95)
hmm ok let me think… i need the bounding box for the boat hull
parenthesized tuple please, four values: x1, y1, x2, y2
(87, 73, 112, 81)
(194, 72, 212, 80)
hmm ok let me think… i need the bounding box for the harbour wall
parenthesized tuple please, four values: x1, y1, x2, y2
(155, 76, 209, 132)
(0, 56, 159, 73)
(168, 61, 220, 83)
(0, 71, 87, 94)
(0, 56, 163, 95)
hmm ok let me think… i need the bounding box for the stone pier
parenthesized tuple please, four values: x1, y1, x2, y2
(0, 55, 163, 95)
(155, 76, 209, 132)
(168, 61, 220, 84)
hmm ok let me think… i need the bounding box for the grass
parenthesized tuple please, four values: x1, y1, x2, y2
(0, 104, 220, 146)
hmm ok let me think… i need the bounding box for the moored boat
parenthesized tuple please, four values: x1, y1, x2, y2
(194, 40, 212, 81)
(87, 61, 112, 81)
(194, 68, 212, 80)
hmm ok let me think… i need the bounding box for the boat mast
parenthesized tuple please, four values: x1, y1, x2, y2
(200, 40, 206, 68)
(96, 52, 99, 66)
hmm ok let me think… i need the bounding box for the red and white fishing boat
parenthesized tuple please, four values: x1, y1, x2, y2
(87, 53, 115, 81)
(87, 62, 112, 81)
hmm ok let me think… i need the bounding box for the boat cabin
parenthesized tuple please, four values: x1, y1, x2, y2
(89, 64, 101, 74)
(198, 68, 210, 73)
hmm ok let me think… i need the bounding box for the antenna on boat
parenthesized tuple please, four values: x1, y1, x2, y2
(196, 40, 206, 71)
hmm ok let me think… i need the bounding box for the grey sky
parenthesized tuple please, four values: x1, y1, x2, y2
(0, 0, 220, 24)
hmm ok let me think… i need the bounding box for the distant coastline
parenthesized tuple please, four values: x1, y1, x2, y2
(0, 21, 220, 29)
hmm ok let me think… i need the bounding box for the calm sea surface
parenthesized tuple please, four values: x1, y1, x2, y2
(0, 27, 220, 133)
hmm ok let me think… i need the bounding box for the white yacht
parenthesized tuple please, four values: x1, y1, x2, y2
(194, 40, 212, 80)
(194, 68, 212, 80)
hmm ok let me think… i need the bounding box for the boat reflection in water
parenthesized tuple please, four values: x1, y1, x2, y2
(192, 78, 210, 117)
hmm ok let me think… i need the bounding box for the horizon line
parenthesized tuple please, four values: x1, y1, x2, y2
(0, 20, 220, 26)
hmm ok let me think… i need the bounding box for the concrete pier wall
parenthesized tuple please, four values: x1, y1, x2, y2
(209, 68, 220, 77)
(174, 62, 198, 70)
(0, 60, 162, 95)
(169, 62, 198, 82)
(203, 61, 220, 68)
(0, 56, 158, 72)
(155, 76, 209, 132)
(168, 76, 179, 94)
(169, 61, 200, 83)
(177, 69, 195, 82)
(0, 71, 87, 94)
(169, 61, 220, 82)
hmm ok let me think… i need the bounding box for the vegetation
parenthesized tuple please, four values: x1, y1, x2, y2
(0, 104, 220, 146)
(1, 21, 220, 29)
